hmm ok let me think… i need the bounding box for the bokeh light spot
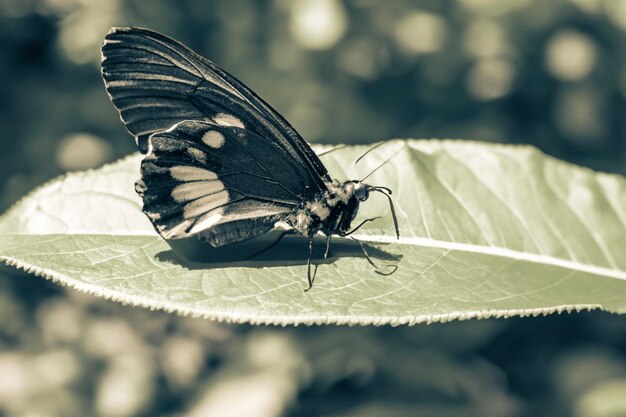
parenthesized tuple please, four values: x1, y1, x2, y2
(394, 11, 447, 55)
(604, 0, 626, 32)
(576, 379, 626, 417)
(36, 298, 82, 345)
(457, 0, 533, 15)
(554, 87, 607, 147)
(0, 354, 29, 406)
(95, 356, 155, 417)
(464, 19, 509, 59)
(40, 0, 122, 64)
(337, 38, 389, 79)
(545, 30, 597, 81)
(83, 319, 144, 358)
(31, 350, 81, 389)
(56, 133, 113, 171)
(159, 337, 205, 387)
(568, 0, 603, 13)
(187, 373, 294, 417)
(467, 58, 516, 100)
(289, 0, 348, 50)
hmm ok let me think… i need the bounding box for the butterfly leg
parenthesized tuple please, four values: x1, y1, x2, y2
(349, 236, 398, 276)
(341, 217, 381, 237)
(324, 234, 332, 259)
(305, 236, 316, 292)
(245, 229, 295, 260)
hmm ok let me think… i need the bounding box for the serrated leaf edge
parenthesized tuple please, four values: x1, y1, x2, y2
(0, 236, 610, 326)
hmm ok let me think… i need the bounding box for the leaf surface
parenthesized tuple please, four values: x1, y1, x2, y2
(1, 141, 624, 325)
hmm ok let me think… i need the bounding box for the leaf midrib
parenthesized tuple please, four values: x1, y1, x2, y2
(353, 234, 626, 281)
(2, 232, 624, 281)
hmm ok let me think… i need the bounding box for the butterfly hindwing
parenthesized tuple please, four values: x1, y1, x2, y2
(101, 27, 329, 191)
(138, 120, 318, 246)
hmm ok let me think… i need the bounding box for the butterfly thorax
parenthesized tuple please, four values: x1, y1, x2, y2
(290, 180, 370, 237)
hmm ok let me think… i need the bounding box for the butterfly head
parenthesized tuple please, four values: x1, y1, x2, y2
(343, 181, 370, 202)
(326, 180, 399, 239)
(344, 181, 393, 205)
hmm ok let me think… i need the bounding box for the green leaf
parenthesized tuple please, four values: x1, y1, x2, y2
(1, 140, 625, 325)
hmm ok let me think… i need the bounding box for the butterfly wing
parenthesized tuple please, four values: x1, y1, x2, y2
(138, 120, 319, 246)
(101, 26, 330, 189)
(101, 27, 335, 245)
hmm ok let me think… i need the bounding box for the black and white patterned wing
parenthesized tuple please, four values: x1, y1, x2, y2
(101, 26, 329, 191)
(138, 120, 314, 246)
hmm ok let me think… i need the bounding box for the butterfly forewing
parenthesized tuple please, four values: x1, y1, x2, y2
(138, 120, 320, 246)
(101, 27, 329, 191)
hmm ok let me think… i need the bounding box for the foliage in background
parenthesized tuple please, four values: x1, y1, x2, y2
(2, 0, 626, 212)
(1, 1, 626, 417)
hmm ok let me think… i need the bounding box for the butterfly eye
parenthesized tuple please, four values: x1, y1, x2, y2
(353, 182, 369, 201)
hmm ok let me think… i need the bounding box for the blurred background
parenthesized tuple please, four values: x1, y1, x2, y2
(1, 0, 626, 416)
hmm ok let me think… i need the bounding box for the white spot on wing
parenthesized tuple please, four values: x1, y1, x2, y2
(145, 136, 154, 155)
(213, 113, 245, 128)
(161, 220, 192, 239)
(170, 166, 218, 181)
(202, 130, 225, 148)
(274, 221, 293, 231)
(189, 213, 222, 234)
(145, 211, 161, 220)
(183, 191, 230, 219)
(188, 147, 206, 162)
(171, 180, 225, 202)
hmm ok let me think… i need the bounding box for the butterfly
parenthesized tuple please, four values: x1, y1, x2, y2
(101, 27, 399, 290)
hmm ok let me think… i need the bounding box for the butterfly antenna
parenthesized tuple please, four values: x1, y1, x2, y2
(353, 141, 386, 165)
(317, 144, 348, 157)
(369, 186, 400, 239)
(360, 145, 403, 182)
